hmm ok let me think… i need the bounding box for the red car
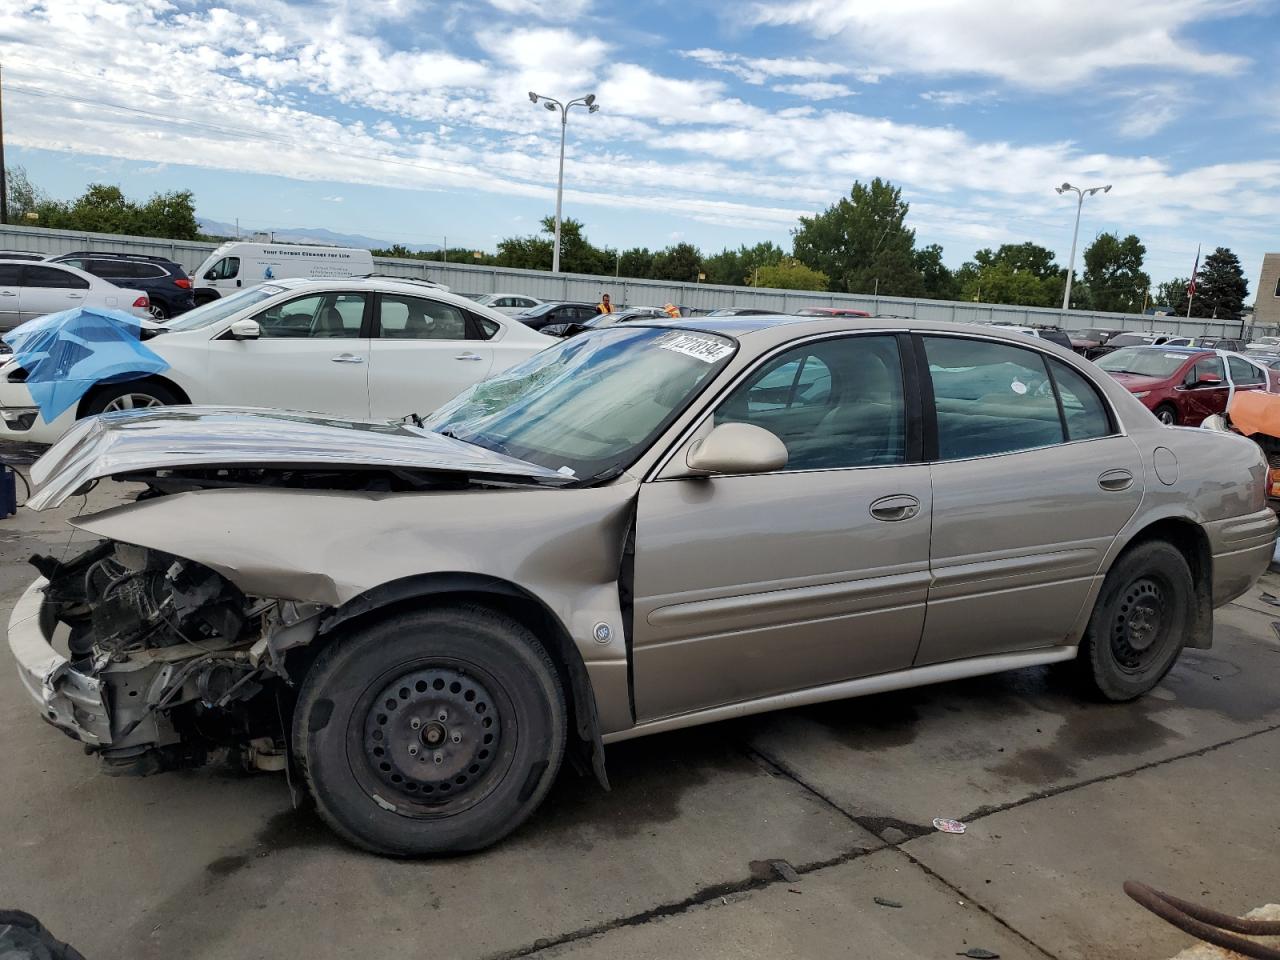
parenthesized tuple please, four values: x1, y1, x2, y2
(1096, 346, 1272, 425)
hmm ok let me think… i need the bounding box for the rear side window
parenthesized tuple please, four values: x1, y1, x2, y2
(23, 266, 90, 290)
(1228, 356, 1264, 386)
(924, 336, 1064, 460)
(377, 296, 468, 340)
(0, 264, 21, 286)
(1048, 359, 1113, 440)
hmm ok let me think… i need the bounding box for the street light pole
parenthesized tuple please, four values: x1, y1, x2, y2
(1055, 181, 1111, 311)
(529, 91, 599, 274)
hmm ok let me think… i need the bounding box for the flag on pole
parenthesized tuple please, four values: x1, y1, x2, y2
(1187, 245, 1201, 299)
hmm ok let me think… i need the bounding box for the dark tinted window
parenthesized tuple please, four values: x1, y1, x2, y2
(208, 257, 240, 280)
(473, 315, 500, 339)
(716, 335, 905, 470)
(1049, 359, 1113, 440)
(0, 264, 21, 286)
(24, 266, 90, 290)
(1038, 329, 1072, 349)
(924, 336, 1063, 460)
(1108, 333, 1150, 347)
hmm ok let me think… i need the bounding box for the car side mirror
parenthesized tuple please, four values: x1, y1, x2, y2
(203, 270, 216, 281)
(229, 318, 260, 340)
(686, 422, 788, 475)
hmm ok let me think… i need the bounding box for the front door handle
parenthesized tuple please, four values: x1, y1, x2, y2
(1098, 469, 1134, 491)
(0, 291, 15, 297)
(67, 293, 85, 299)
(331, 353, 365, 364)
(869, 494, 921, 522)
(454, 352, 484, 361)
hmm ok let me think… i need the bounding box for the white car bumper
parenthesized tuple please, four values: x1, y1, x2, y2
(7, 577, 112, 745)
(0, 376, 76, 444)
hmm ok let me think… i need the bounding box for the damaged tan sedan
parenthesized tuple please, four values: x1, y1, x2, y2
(8, 318, 1277, 855)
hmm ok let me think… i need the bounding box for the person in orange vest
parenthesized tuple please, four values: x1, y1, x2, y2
(595, 293, 613, 315)
(663, 303, 680, 318)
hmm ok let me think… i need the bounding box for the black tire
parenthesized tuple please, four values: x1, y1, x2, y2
(147, 302, 170, 321)
(1153, 403, 1178, 426)
(1077, 541, 1193, 701)
(81, 380, 180, 416)
(293, 604, 566, 856)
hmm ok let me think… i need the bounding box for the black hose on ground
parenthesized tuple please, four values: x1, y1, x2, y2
(1124, 880, 1280, 960)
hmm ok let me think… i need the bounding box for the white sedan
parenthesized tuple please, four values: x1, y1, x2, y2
(0, 277, 553, 443)
(465, 293, 543, 315)
(0, 258, 150, 330)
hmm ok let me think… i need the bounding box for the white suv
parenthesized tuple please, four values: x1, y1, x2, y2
(0, 276, 551, 442)
(0, 259, 150, 331)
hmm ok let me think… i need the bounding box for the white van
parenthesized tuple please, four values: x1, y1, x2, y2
(192, 242, 375, 303)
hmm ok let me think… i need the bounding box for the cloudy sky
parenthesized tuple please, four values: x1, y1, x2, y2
(1, 0, 1277, 287)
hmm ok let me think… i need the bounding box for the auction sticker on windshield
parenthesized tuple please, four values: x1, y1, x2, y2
(654, 331, 734, 363)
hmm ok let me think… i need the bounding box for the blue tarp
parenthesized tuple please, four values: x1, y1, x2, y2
(2, 307, 169, 422)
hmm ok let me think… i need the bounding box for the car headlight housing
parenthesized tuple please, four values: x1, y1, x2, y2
(1132, 391, 1151, 399)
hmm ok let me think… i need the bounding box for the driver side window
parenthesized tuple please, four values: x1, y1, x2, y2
(715, 335, 905, 471)
(208, 257, 240, 280)
(1186, 356, 1225, 387)
(253, 292, 365, 339)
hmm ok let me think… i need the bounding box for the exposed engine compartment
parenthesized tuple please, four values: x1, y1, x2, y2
(32, 539, 316, 776)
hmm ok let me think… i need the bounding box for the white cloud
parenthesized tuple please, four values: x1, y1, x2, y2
(773, 81, 856, 100)
(322, 195, 345, 202)
(920, 89, 997, 108)
(749, 0, 1250, 88)
(684, 48, 881, 84)
(484, 0, 592, 19)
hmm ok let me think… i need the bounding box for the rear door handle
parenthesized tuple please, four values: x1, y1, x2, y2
(67, 293, 84, 299)
(454, 352, 484, 361)
(1098, 469, 1134, 491)
(0, 291, 15, 297)
(869, 494, 921, 522)
(331, 354, 365, 364)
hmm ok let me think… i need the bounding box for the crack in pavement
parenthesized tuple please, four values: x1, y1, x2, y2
(957, 720, 1280, 824)
(748, 722, 1280, 960)
(747, 743, 1059, 960)
(482, 843, 880, 960)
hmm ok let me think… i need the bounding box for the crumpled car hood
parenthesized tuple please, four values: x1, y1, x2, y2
(27, 405, 566, 510)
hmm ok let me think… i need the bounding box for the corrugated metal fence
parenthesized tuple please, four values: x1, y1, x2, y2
(0, 223, 1262, 338)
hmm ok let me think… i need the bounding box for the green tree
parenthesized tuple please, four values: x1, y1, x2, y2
(914, 243, 956, 300)
(134, 189, 200, 240)
(792, 178, 923, 295)
(754, 257, 828, 291)
(650, 242, 704, 282)
(958, 242, 1063, 306)
(1081, 232, 1149, 313)
(1181, 247, 1248, 319)
(618, 247, 655, 278)
(1155, 278, 1188, 309)
(4, 166, 46, 223)
(704, 241, 785, 286)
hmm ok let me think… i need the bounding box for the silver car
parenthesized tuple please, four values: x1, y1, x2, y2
(8, 317, 1276, 855)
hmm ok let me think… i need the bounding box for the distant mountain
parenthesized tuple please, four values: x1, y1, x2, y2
(196, 218, 441, 252)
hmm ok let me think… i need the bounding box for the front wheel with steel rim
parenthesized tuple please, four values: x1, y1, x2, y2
(1077, 540, 1193, 701)
(81, 380, 179, 417)
(294, 604, 566, 856)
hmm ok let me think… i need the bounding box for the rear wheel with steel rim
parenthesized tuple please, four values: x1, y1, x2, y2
(81, 381, 179, 417)
(147, 303, 169, 321)
(1153, 403, 1178, 426)
(295, 604, 566, 855)
(1078, 540, 1192, 700)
